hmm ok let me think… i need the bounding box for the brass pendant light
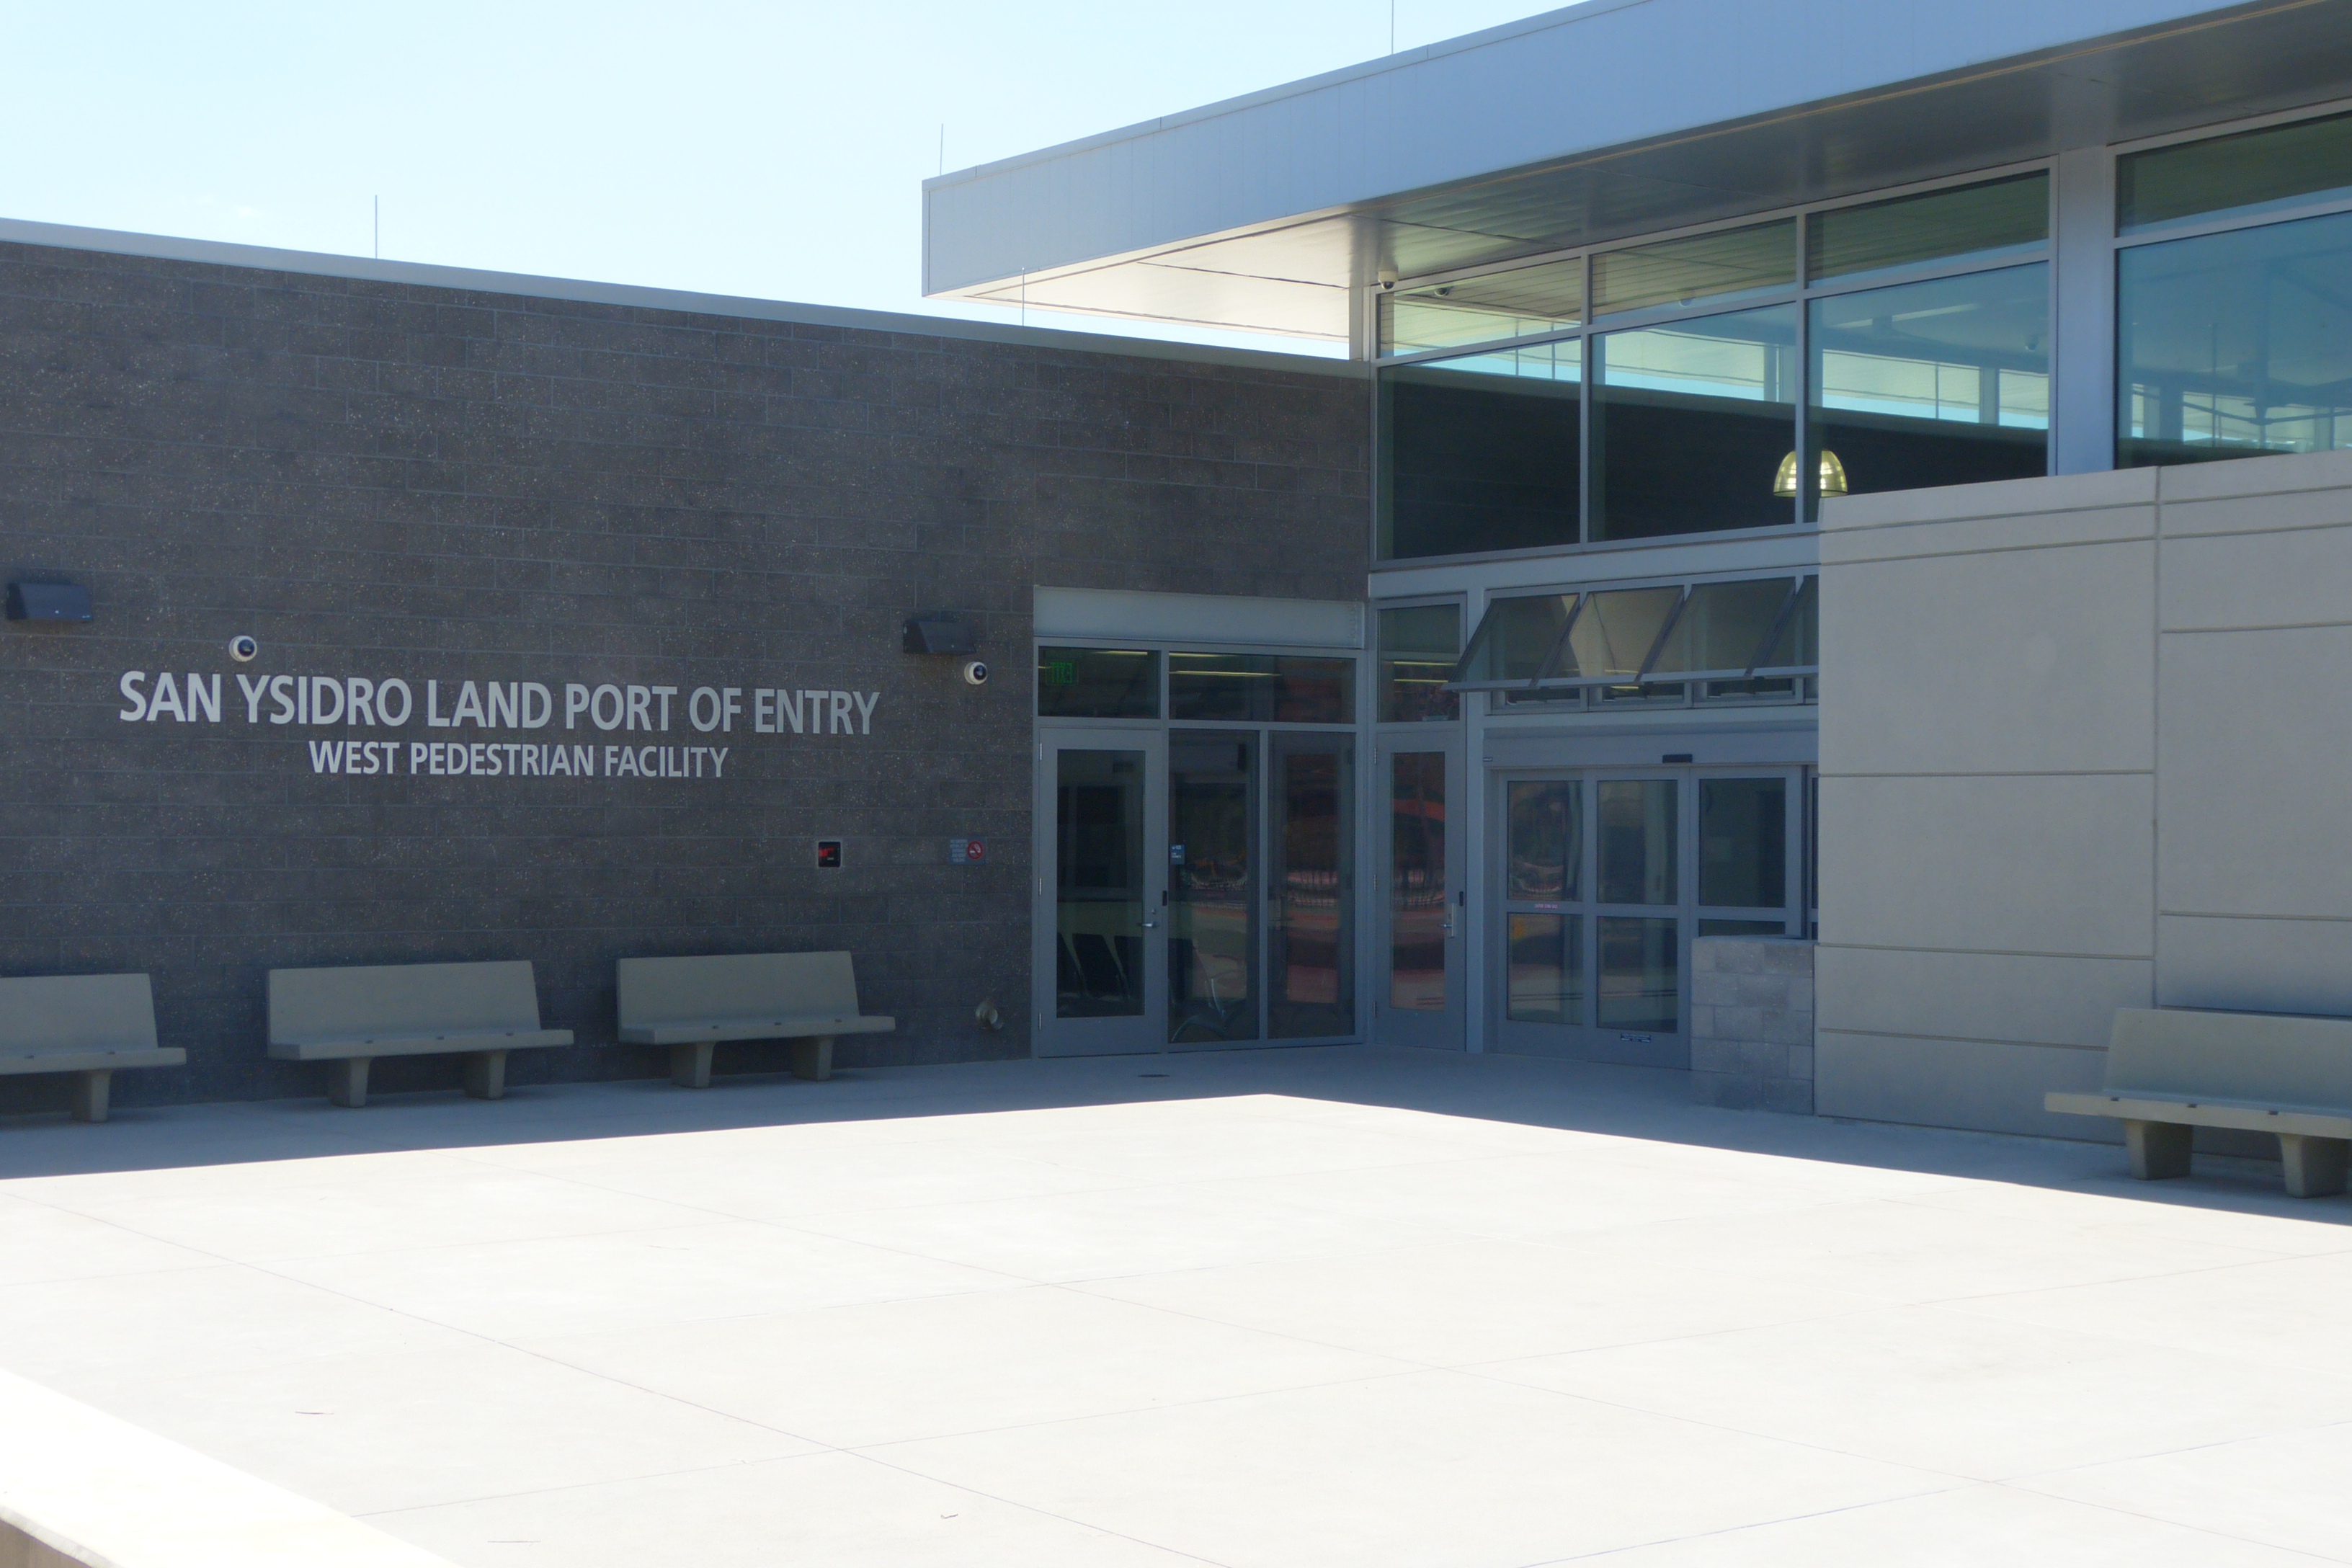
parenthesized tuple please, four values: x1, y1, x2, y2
(1773, 449, 1848, 498)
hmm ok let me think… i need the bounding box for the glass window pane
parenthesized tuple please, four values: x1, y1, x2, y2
(1591, 305, 1797, 540)
(2119, 208, 2352, 468)
(1698, 918, 1786, 937)
(1270, 738, 1353, 1039)
(1056, 749, 1146, 1019)
(1647, 578, 1794, 677)
(1378, 605, 1461, 722)
(1807, 174, 2049, 283)
(1592, 220, 1794, 316)
(1453, 594, 1574, 687)
(1169, 653, 1353, 723)
(1556, 586, 1682, 684)
(1507, 913, 1584, 1025)
(1389, 752, 1448, 1011)
(1507, 780, 1580, 901)
(1758, 577, 1817, 669)
(1380, 340, 1582, 560)
(1380, 257, 1583, 355)
(1596, 916, 1678, 1033)
(1170, 733, 1257, 1044)
(1699, 777, 1786, 909)
(1597, 779, 1677, 906)
(2119, 110, 2352, 233)
(1038, 647, 1158, 719)
(1808, 263, 2049, 505)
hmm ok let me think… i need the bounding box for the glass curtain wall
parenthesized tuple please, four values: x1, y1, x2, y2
(2117, 110, 2352, 468)
(1377, 173, 2052, 560)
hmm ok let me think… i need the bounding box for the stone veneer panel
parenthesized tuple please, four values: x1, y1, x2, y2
(1689, 936, 1814, 1115)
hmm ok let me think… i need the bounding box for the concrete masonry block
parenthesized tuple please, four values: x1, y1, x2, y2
(1691, 972, 1743, 1007)
(1757, 1077, 1816, 1115)
(1691, 1069, 1768, 1109)
(1788, 1044, 1814, 1079)
(1758, 940, 1817, 976)
(1732, 1038, 1794, 1077)
(1690, 941, 1721, 973)
(1748, 1008, 1816, 1048)
(1714, 942, 1766, 976)
(1688, 1004, 1718, 1039)
(1732, 973, 1796, 1008)
(1690, 1038, 1745, 1074)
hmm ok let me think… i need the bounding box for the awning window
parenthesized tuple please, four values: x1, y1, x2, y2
(1450, 574, 1819, 691)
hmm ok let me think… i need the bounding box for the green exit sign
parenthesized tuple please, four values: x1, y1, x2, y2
(1041, 661, 1077, 686)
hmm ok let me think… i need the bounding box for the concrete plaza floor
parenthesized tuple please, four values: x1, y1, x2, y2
(1, 1046, 2348, 1567)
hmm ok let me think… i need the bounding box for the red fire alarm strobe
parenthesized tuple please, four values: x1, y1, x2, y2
(948, 837, 985, 864)
(815, 839, 843, 870)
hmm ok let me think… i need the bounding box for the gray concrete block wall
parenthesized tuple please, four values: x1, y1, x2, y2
(0, 238, 1371, 1110)
(1815, 447, 2352, 1141)
(1690, 937, 1814, 1113)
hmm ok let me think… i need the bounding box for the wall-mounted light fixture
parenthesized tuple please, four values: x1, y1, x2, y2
(902, 613, 976, 655)
(5, 582, 93, 623)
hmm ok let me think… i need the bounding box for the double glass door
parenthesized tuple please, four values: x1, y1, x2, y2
(1375, 735, 1466, 1049)
(1493, 767, 1801, 1067)
(1036, 726, 1355, 1057)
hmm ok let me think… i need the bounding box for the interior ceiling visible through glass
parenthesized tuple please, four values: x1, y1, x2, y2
(2120, 110, 2352, 233)
(1381, 256, 1583, 356)
(1807, 173, 2049, 283)
(1592, 220, 1794, 316)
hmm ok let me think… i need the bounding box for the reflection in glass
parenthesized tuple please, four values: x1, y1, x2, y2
(1270, 739, 1354, 1038)
(1378, 605, 1461, 722)
(1555, 586, 1682, 685)
(1591, 305, 1797, 540)
(1757, 577, 1818, 669)
(1038, 647, 1158, 719)
(2119, 209, 2352, 467)
(1808, 174, 2048, 283)
(1597, 916, 1679, 1033)
(1647, 579, 1795, 676)
(1381, 339, 1582, 560)
(1453, 594, 1574, 687)
(1056, 749, 1146, 1019)
(1598, 780, 1677, 906)
(1507, 780, 1580, 901)
(1593, 220, 1794, 316)
(1168, 654, 1353, 724)
(1699, 778, 1786, 909)
(1169, 734, 1255, 1043)
(1380, 257, 1584, 355)
(1699, 918, 1786, 937)
(1389, 752, 1448, 1011)
(2119, 110, 2352, 233)
(1808, 264, 2049, 507)
(1507, 914, 1583, 1025)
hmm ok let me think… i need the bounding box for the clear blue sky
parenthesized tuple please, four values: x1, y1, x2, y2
(3, 1, 1561, 352)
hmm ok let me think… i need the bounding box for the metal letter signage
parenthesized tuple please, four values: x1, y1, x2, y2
(110, 669, 882, 782)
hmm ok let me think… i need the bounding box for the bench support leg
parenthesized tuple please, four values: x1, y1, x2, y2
(71, 1069, 112, 1124)
(464, 1050, 509, 1101)
(791, 1035, 834, 1082)
(2278, 1134, 2350, 1198)
(327, 1058, 371, 1109)
(670, 1042, 714, 1090)
(2124, 1118, 2192, 1180)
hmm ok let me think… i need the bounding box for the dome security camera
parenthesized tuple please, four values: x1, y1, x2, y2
(228, 635, 259, 662)
(960, 659, 989, 687)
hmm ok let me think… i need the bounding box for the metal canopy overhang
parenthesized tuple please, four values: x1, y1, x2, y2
(922, 0, 2352, 341)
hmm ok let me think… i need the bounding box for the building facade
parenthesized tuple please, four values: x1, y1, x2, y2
(9, 0, 2352, 1139)
(925, 0, 2352, 1139)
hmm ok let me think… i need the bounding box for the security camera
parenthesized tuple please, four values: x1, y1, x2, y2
(228, 634, 259, 662)
(960, 659, 989, 686)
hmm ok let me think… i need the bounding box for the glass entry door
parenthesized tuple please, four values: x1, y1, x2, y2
(1035, 729, 1167, 1057)
(1492, 766, 1801, 1066)
(1376, 735, 1466, 1048)
(1167, 730, 1358, 1049)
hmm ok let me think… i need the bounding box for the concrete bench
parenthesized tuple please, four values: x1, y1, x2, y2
(617, 951, 894, 1087)
(267, 961, 573, 1108)
(2048, 1006, 2352, 1198)
(0, 974, 184, 1123)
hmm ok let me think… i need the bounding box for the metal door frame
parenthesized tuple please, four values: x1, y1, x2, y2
(1034, 725, 1169, 1057)
(1486, 761, 1804, 1066)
